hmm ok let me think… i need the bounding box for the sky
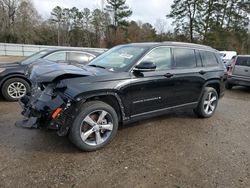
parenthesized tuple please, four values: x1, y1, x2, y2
(32, 0, 174, 31)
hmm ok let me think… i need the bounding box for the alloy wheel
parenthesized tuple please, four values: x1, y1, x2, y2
(80, 110, 114, 146)
(7, 82, 27, 99)
(203, 92, 217, 115)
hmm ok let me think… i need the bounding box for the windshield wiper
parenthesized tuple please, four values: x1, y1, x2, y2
(88, 64, 106, 69)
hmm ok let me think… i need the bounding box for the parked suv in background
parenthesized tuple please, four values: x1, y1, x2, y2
(226, 55, 250, 89)
(17, 42, 225, 151)
(0, 48, 102, 101)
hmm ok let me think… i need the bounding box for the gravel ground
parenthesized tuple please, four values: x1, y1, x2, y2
(0, 56, 250, 188)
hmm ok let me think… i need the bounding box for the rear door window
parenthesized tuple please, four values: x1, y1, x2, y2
(236, 57, 250, 67)
(195, 50, 202, 67)
(200, 51, 218, 67)
(173, 48, 196, 68)
(44, 52, 66, 62)
(68, 52, 95, 64)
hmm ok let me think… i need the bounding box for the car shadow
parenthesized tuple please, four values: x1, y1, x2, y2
(119, 110, 196, 130)
(225, 86, 250, 100)
(0, 95, 5, 101)
(3, 110, 197, 154)
(230, 86, 250, 92)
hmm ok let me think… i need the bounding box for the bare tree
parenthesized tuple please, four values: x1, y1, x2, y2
(154, 19, 166, 41)
(50, 6, 64, 45)
(0, 0, 19, 42)
(15, 0, 41, 43)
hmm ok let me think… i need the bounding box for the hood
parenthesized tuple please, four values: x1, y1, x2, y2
(0, 62, 20, 68)
(29, 60, 112, 83)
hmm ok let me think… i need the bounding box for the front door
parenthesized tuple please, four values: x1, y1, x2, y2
(128, 47, 176, 116)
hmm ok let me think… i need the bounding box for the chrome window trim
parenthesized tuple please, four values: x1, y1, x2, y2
(129, 45, 217, 74)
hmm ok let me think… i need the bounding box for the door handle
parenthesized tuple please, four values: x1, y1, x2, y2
(199, 70, 206, 75)
(244, 69, 248, 72)
(164, 73, 174, 78)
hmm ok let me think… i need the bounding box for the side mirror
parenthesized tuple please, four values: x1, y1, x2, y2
(133, 61, 156, 72)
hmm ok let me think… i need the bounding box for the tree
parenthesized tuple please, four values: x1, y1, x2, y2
(105, 0, 132, 30)
(200, 0, 250, 52)
(50, 6, 64, 45)
(15, 0, 41, 43)
(34, 21, 58, 45)
(80, 8, 92, 46)
(154, 19, 167, 41)
(127, 21, 141, 42)
(68, 7, 83, 46)
(140, 23, 157, 42)
(0, 0, 19, 42)
(167, 0, 250, 53)
(167, 0, 201, 42)
(104, 0, 132, 46)
(92, 9, 106, 47)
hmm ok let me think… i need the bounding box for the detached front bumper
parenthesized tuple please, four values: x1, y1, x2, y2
(16, 85, 74, 135)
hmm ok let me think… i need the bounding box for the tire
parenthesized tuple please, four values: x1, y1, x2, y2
(225, 82, 233, 90)
(1, 78, 30, 101)
(69, 101, 119, 151)
(194, 87, 218, 118)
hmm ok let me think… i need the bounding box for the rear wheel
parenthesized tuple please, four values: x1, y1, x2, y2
(1, 78, 30, 101)
(69, 101, 118, 151)
(194, 87, 218, 118)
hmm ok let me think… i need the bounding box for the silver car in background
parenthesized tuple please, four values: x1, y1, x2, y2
(226, 55, 250, 89)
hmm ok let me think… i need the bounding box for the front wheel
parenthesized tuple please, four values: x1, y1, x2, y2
(194, 87, 218, 118)
(1, 78, 30, 101)
(69, 101, 118, 151)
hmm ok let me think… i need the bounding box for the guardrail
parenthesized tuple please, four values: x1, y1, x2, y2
(0, 43, 106, 57)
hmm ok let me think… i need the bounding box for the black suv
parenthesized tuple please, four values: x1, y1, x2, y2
(17, 42, 225, 151)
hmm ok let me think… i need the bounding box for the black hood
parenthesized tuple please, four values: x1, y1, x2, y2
(29, 60, 112, 83)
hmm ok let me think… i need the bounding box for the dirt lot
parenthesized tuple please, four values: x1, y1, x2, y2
(0, 57, 250, 188)
(0, 56, 24, 63)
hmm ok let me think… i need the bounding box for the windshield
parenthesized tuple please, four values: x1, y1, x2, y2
(88, 45, 149, 72)
(21, 50, 49, 65)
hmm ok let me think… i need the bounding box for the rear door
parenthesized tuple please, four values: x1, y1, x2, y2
(233, 56, 250, 78)
(171, 48, 206, 105)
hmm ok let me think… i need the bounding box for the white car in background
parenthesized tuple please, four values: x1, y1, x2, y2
(220, 51, 237, 63)
(220, 51, 237, 71)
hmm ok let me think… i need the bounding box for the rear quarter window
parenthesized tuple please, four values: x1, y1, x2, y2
(173, 48, 196, 68)
(200, 51, 218, 67)
(236, 57, 250, 67)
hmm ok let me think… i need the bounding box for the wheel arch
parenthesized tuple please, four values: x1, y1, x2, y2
(203, 79, 221, 96)
(78, 92, 127, 123)
(0, 74, 31, 88)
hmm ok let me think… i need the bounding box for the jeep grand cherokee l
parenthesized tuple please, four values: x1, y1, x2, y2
(16, 42, 225, 151)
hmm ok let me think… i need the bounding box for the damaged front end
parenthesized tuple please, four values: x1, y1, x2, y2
(15, 61, 93, 136)
(16, 81, 77, 136)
